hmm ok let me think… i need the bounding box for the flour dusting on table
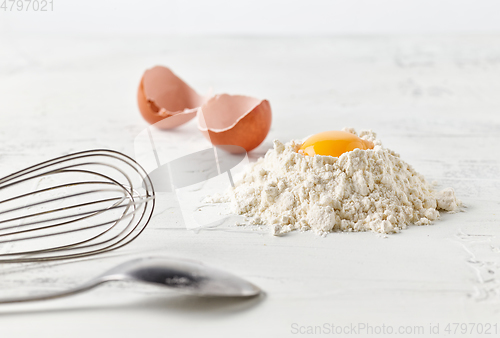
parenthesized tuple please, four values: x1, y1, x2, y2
(207, 128, 461, 235)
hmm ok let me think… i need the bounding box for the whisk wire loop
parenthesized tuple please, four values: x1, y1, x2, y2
(0, 149, 155, 263)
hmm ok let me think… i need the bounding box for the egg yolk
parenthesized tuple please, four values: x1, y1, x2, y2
(298, 131, 374, 157)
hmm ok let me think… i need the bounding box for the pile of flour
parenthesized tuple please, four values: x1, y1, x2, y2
(209, 128, 461, 235)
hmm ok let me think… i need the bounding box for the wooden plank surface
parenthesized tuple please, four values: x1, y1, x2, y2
(0, 35, 499, 337)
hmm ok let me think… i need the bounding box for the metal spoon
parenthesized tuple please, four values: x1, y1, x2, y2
(0, 257, 261, 304)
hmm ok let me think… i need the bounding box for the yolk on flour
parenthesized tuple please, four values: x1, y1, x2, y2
(298, 130, 374, 157)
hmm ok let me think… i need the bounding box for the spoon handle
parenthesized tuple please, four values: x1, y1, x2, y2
(0, 278, 107, 304)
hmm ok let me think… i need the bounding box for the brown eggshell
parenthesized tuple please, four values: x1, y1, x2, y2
(137, 66, 204, 129)
(197, 94, 272, 152)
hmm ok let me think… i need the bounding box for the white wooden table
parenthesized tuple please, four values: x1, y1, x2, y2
(0, 35, 499, 337)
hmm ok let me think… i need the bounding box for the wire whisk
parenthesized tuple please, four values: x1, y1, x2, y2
(0, 149, 155, 263)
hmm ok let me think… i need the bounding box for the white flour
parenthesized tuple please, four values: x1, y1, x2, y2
(209, 128, 461, 235)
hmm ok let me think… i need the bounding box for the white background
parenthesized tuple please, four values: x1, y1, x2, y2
(1, 1, 500, 337)
(2, 0, 500, 36)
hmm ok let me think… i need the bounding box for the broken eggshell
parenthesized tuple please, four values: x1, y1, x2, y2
(137, 66, 205, 129)
(197, 94, 272, 152)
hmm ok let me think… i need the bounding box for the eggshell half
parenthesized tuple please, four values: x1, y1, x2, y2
(198, 94, 272, 152)
(137, 66, 204, 129)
